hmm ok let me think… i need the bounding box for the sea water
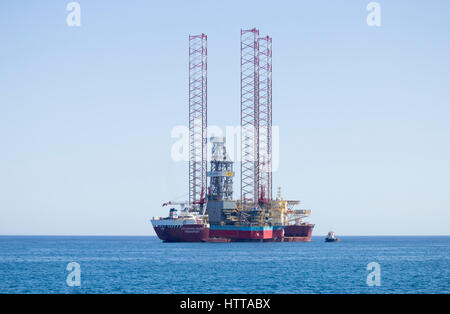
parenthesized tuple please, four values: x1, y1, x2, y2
(0, 236, 448, 293)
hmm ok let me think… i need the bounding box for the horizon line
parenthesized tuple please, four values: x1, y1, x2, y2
(0, 234, 449, 237)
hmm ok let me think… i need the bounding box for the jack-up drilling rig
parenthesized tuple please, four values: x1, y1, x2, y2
(151, 29, 314, 242)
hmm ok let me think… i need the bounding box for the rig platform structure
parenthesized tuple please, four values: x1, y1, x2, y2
(151, 29, 314, 242)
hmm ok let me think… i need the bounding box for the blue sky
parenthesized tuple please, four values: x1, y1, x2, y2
(0, 1, 449, 235)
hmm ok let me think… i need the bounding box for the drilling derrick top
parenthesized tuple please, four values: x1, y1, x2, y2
(208, 137, 234, 201)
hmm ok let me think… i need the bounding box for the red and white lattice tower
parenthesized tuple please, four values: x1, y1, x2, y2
(240, 28, 260, 209)
(258, 35, 273, 206)
(189, 34, 207, 212)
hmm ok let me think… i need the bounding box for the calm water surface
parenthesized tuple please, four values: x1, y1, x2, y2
(0, 236, 448, 293)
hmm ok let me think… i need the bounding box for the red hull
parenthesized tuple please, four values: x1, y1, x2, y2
(284, 224, 314, 238)
(263, 228, 284, 242)
(153, 224, 314, 242)
(283, 236, 312, 242)
(207, 237, 232, 243)
(154, 224, 209, 242)
(209, 228, 273, 242)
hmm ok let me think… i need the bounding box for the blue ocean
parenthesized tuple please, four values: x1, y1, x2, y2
(0, 236, 448, 294)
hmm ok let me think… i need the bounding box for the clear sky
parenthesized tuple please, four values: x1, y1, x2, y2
(1, 1, 449, 235)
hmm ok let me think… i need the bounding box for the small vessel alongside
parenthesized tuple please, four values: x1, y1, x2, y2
(325, 231, 340, 242)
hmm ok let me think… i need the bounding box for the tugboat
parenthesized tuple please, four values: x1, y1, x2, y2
(325, 231, 340, 242)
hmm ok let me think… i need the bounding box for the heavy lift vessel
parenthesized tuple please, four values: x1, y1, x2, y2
(151, 29, 314, 242)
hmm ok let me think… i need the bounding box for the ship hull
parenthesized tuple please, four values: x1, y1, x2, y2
(283, 236, 312, 242)
(152, 221, 314, 243)
(264, 226, 284, 242)
(283, 224, 314, 242)
(208, 224, 314, 242)
(153, 224, 209, 242)
(209, 225, 273, 241)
